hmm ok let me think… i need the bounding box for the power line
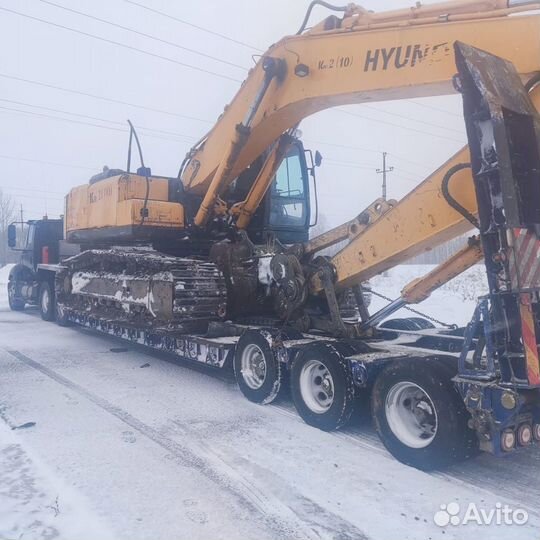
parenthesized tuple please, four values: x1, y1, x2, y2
(0, 72, 214, 125)
(37, 0, 248, 71)
(0, 153, 95, 172)
(361, 104, 464, 135)
(324, 158, 378, 170)
(386, 152, 434, 172)
(396, 167, 433, 182)
(307, 139, 452, 172)
(0, 97, 198, 142)
(320, 152, 449, 185)
(335, 108, 465, 144)
(0, 6, 242, 83)
(409, 99, 462, 118)
(306, 138, 382, 156)
(0, 76, 464, 172)
(122, 0, 263, 52)
(0, 191, 63, 201)
(0, 104, 193, 144)
(1, 184, 66, 196)
(1, 185, 65, 198)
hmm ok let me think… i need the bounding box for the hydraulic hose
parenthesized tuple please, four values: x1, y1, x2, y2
(296, 1, 350, 35)
(441, 163, 479, 229)
(127, 120, 150, 226)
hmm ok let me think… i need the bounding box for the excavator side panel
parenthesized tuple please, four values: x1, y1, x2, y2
(65, 174, 185, 244)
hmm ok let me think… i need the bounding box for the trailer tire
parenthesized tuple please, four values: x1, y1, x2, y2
(381, 317, 435, 331)
(372, 357, 475, 470)
(234, 330, 283, 405)
(39, 281, 55, 321)
(291, 342, 355, 431)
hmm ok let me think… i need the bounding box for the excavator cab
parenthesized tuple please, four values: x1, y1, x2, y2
(245, 140, 313, 244)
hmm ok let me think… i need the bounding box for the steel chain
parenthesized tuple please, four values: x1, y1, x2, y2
(370, 288, 457, 329)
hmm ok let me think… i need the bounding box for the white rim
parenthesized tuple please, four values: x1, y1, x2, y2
(385, 381, 438, 449)
(41, 287, 50, 313)
(240, 344, 267, 390)
(299, 359, 335, 414)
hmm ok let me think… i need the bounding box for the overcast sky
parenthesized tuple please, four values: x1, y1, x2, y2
(0, 0, 468, 226)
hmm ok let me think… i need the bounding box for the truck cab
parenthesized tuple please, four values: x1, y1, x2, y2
(6, 218, 74, 315)
(8, 218, 64, 271)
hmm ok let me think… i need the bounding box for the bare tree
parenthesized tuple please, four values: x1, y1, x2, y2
(0, 189, 17, 266)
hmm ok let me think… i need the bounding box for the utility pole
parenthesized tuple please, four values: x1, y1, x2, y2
(376, 152, 393, 200)
(20, 204, 24, 235)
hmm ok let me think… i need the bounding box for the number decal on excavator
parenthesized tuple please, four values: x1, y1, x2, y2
(88, 185, 113, 204)
(317, 56, 354, 70)
(363, 42, 450, 71)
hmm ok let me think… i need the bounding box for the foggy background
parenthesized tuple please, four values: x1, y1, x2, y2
(0, 0, 467, 233)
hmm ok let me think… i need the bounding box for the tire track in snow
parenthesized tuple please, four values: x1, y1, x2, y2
(6, 349, 368, 540)
(166, 417, 367, 540)
(271, 404, 540, 518)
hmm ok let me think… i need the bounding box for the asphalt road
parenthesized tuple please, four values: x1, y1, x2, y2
(1, 303, 539, 540)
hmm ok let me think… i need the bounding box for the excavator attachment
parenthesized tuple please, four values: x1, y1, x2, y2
(455, 41, 540, 388)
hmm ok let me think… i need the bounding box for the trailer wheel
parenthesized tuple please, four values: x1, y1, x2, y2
(55, 302, 71, 327)
(39, 281, 55, 321)
(7, 280, 25, 311)
(291, 343, 355, 431)
(372, 357, 475, 470)
(234, 330, 283, 405)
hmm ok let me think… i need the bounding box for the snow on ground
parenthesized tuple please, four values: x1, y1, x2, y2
(370, 264, 489, 327)
(0, 421, 114, 540)
(0, 264, 13, 311)
(1, 263, 539, 540)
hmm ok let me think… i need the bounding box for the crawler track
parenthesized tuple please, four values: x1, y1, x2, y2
(57, 248, 227, 326)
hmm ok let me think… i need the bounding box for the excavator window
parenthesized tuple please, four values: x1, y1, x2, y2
(269, 144, 309, 229)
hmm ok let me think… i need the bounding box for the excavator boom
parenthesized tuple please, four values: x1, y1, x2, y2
(181, 1, 540, 203)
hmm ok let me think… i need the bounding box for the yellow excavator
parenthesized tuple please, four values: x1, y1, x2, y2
(8, 0, 540, 469)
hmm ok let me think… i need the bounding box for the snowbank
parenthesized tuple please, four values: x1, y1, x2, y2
(0, 263, 14, 285)
(369, 264, 488, 327)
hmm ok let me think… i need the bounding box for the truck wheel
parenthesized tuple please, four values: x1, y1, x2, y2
(234, 330, 283, 405)
(372, 357, 475, 470)
(39, 281, 55, 321)
(291, 343, 355, 431)
(7, 281, 25, 311)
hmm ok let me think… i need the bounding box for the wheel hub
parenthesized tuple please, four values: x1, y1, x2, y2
(385, 381, 438, 449)
(299, 359, 335, 414)
(41, 288, 50, 313)
(240, 343, 267, 390)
